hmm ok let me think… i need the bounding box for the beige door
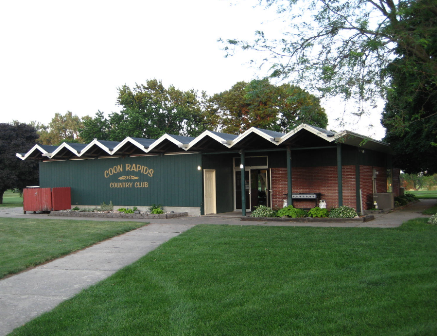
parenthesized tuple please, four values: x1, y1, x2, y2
(204, 169, 216, 215)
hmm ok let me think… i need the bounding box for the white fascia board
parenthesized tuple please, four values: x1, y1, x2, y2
(278, 124, 334, 144)
(146, 134, 184, 152)
(231, 127, 277, 147)
(112, 137, 148, 153)
(334, 131, 390, 150)
(16, 144, 52, 160)
(79, 139, 112, 157)
(187, 130, 229, 150)
(50, 143, 80, 158)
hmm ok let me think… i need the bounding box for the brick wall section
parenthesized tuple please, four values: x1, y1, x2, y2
(360, 166, 373, 209)
(271, 165, 389, 211)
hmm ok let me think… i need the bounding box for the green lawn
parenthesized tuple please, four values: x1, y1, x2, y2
(10, 221, 437, 336)
(0, 190, 23, 208)
(407, 190, 437, 199)
(0, 218, 147, 279)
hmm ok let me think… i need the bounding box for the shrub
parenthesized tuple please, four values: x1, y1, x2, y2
(100, 201, 113, 211)
(251, 205, 277, 218)
(404, 192, 418, 202)
(307, 207, 329, 218)
(150, 204, 164, 214)
(328, 206, 358, 218)
(395, 193, 418, 207)
(117, 208, 134, 214)
(277, 205, 307, 218)
(428, 214, 437, 225)
(394, 196, 408, 207)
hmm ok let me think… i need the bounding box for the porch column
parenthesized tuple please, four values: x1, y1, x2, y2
(287, 146, 292, 206)
(240, 150, 246, 216)
(337, 143, 343, 206)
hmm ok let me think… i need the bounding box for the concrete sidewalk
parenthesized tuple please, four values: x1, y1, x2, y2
(0, 199, 435, 335)
(0, 223, 195, 336)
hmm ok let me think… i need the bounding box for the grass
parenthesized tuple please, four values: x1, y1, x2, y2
(407, 190, 437, 199)
(10, 221, 437, 336)
(0, 218, 147, 279)
(423, 204, 437, 215)
(0, 190, 23, 208)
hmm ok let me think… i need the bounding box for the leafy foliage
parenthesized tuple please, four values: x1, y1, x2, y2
(307, 207, 329, 218)
(80, 80, 211, 142)
(328, 206, 358, 218)
(277, 205, 307, 218)
(32, 112, 85, 145)
(394, 193, 419, 207)
(428, 214, 437, 225)
(250, 205, 277, 217)
(381, 0, 437, 174)
(223, 0, 437, 111)
(80, 78, 328, 142)
(209, 79, 327, 134)
(0, 123, 39, 204)
(117, 208, 135, 214)
(149, 204, 164, 215)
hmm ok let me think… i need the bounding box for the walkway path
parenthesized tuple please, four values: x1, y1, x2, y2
(0, 199, 435, 335)
(0, 223, 195, 336)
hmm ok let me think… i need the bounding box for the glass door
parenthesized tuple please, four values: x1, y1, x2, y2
(235, 169, 269, 211)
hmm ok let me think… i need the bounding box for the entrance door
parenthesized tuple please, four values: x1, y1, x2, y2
(204, 169, 216, 215)
(251, 169, 269, 210)
(235, 169, 269, 211)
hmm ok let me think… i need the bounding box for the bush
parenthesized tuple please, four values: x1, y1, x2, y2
(329, 206, 358, 218)
(395, 193, 418, 207)
(149, 204, 164, 214)
(277, 205, 307, 218)
(404, 193, 419, 202)
(307, 207, 329, 218)
(428, 214, 437, 225)
(100, 201, 113, 211)
(118, 208, 134, 214)
(251, 205, 277, 218)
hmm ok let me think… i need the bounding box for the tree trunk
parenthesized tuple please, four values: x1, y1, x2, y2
(0, 190, 5, 205)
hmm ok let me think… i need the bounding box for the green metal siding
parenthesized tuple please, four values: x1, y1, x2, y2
(39, 154, 202, 207)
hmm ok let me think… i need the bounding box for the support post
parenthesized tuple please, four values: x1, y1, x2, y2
(337, 143, 343, 206)
(287, 146, 292, 207)
(240, 150, 246, 216)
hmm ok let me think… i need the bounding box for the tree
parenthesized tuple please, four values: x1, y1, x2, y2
(209, 79, 328, 134)
(381, 0, 437, 174)
(0, 123, 39, 204)
(223, 0, 437, 113)
(34, 112, 85, 145)
(80, 80, 211, 142)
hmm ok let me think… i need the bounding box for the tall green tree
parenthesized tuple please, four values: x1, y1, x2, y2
(209, 79, 327, 134)
(80, 80, 211, 142)
(34, 112, 85, 145)
(381, 0, 437, 174)
(223, 0, 437, 112)
(0, 122, 39, 204)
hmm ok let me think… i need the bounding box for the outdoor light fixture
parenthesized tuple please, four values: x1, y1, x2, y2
(197, 165, 201, 171)
(240, 164, 244, 169)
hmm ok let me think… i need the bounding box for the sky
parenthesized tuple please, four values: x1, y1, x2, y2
(0, 0, 386, 140)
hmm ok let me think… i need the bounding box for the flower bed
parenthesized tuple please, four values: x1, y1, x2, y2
(49, 210, 188, 219)
(241, 215, 375, 222)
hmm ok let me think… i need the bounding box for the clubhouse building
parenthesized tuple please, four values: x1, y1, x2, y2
(17, 124, 400, 216)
